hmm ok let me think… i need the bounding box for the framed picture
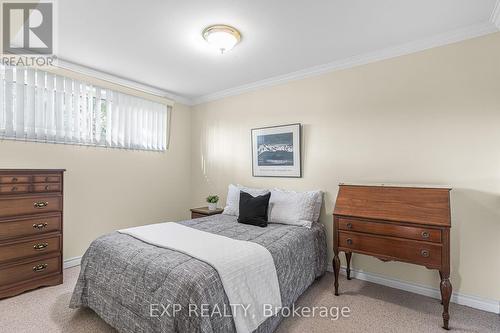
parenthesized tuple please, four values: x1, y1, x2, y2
(251, 123, 302, 177)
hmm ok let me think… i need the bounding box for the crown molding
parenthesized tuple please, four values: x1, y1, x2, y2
(192, 21, 498, 105)
(492, 0, 500, 29)
(54, 58, 193, 106)
(54, 14, 500, 107)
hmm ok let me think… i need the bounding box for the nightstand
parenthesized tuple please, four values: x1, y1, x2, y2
(190, 207, 224, 219)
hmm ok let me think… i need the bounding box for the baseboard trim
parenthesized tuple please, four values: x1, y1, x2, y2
(63, 256, 82, 269)
(325, 263, 499, 314)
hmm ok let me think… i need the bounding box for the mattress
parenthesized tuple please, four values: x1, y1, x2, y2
(70, 214, 328, 333)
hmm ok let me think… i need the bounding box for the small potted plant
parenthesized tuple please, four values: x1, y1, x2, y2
(206, 195, 219, 211)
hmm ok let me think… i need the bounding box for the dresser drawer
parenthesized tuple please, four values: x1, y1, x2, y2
(0, 234, 61, 263)
(338, 217, 441, 243)
(339, 231, 442, 268)
(0, 195, 62, 218)
(0, 175, 31, 184)
(0, 214, 62, 240)
(0, 254, 61, 287)
(0, 184, 30, 195)
(33, 183, 61, 193)
(33, 174, 61, 183)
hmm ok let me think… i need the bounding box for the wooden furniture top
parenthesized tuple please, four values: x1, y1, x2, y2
(190, 207, 224, 216)
(0, 169, 66, 174)
(333, 184, 451, 227)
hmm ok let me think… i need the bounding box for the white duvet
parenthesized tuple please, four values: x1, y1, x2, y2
(119, 222, 282, 333)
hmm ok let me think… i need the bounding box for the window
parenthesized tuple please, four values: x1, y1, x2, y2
(0, 66, 170, 151)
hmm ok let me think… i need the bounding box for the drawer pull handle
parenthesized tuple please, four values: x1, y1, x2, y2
(45, 185, 50, 190)
(33, 264, 48, 272)
(421, 231, 430, 239)
(346, 223, 353, 229)
(33, 223, 48, 230)
(34, 201, 49, 208)
(11, 186, 17, 192)
(33, 242, 48, 250)
(421, 249, 430, 258)
(346, 238, 353, 245)
(12, 177, 18, 182)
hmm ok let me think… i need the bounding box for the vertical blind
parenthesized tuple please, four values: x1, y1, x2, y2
(0, 66, 170, 151)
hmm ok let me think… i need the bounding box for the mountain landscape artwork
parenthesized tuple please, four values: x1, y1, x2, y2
(252, 124, 301, 177)
(257, 132, 294, 166)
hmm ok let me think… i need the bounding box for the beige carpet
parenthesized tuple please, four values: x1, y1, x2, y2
(0, 267, 498, 333)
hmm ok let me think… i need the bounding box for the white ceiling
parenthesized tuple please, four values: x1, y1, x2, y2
(57, 0, 499, 103)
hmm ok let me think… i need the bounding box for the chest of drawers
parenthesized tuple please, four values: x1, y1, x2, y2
(0, 169, 65, 299)
(332, 184, 452, 329)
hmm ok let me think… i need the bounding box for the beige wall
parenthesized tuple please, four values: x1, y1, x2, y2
(0, 103, 192, 259)
(190, 33, 500, 300)
(1, 33, 498, 302)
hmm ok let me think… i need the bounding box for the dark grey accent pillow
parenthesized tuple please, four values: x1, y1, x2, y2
(237, 191, 271, 227)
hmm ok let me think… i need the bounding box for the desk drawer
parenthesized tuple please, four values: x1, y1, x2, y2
(0, 195, 62, 218)
(0, 214, 62, 240)
(0, 234, 61, 263)
(0, 255, 61, 287)
(339, 231, 442, 268)
(338, 217, 441, 243)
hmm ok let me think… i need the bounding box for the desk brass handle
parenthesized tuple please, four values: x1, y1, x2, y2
(45, 185, 50, 190)
(421, 231, 430, 239)
(33, 243, 48, 250)
(11, 186, 17, 192)
(346, 223, 353, 229)
(34, 201, 48, 208)
(421, 249, 430, 258)
(33, 223, 48, 230)
(346, 238, 353, 245)
(12, 177, 18, 182)
(33, 264, 48, 272)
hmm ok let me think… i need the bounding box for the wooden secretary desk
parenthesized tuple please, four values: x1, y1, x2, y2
(332, 184, 452, 329)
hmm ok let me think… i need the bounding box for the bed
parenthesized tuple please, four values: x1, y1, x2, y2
(70, 214, 328, 333)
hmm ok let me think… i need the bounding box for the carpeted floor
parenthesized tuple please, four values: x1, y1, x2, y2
(0, 267, 498, 333)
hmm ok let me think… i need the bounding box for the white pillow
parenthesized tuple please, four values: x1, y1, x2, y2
(268, 189, 323, 228)
(312, 191, 323, 222)
(222, 184, 269, 216)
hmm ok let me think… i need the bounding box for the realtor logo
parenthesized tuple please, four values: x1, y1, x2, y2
(2, 1, 53, 54)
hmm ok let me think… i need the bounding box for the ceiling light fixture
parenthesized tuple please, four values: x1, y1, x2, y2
(202, 25, 241, 54)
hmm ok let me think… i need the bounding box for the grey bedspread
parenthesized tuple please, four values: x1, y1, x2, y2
(70, 214, 328, 333)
